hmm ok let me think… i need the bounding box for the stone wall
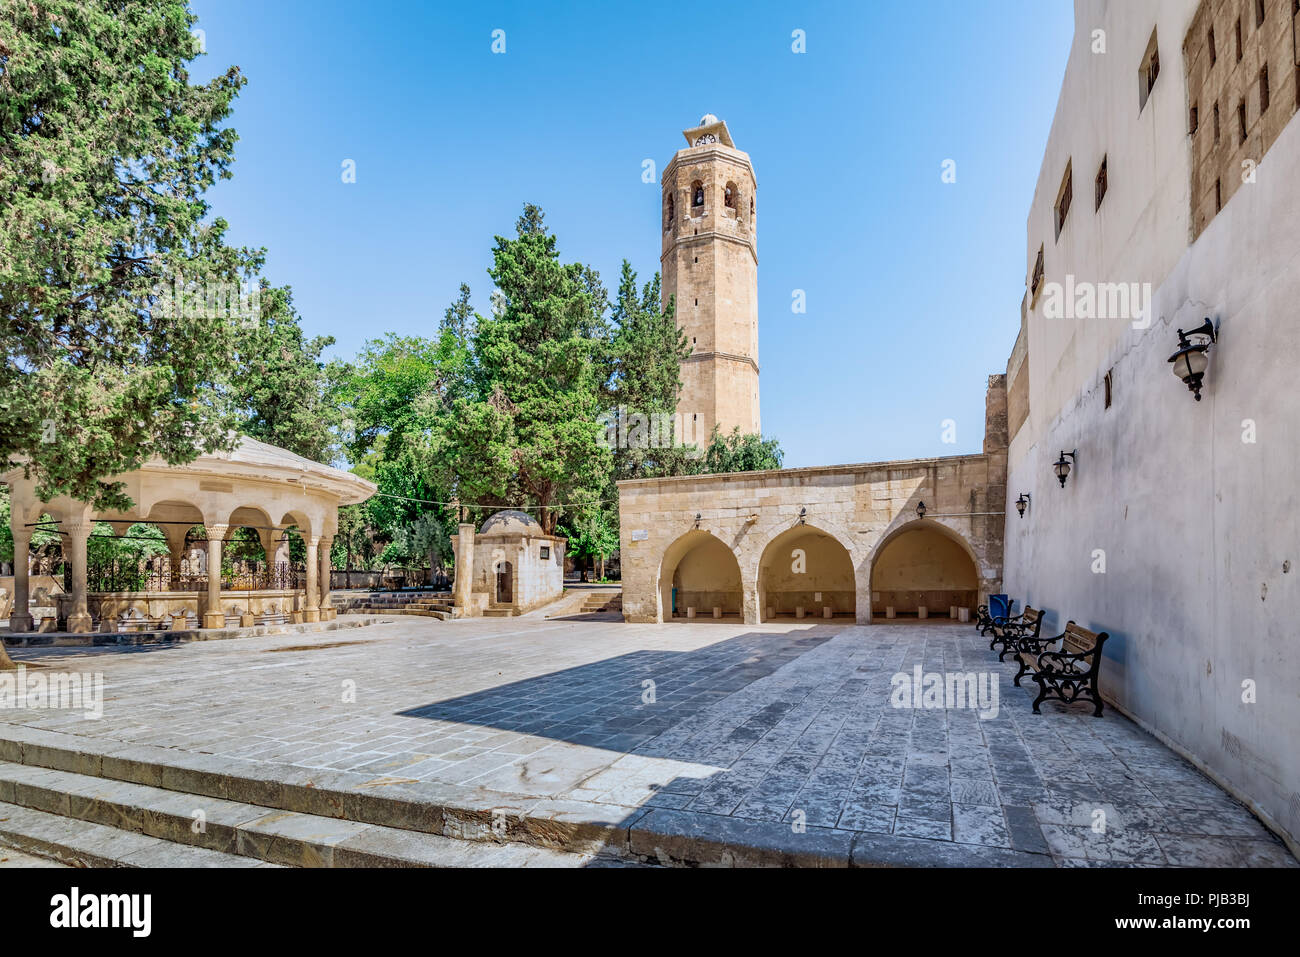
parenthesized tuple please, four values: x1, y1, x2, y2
(619, 379, 1008, 624)
(1185, 0, 1299, 239)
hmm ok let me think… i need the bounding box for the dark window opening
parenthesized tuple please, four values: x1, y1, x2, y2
(1054, 164, 1072, 239)
(724, 182, 736, 209)
(1260, 63, 1270, 113)
(1208, 26, 1217, 64)
(1256, 0, 1266, 27)
(539, 546, 550, 560)
(664, 193, 674, 229)
(1189, 104, 1199, 134)
(1235, 18, 1242, 62)
(1139, 29, 1160, 111)
(1213, 101, 1221, 141)
(1104, 369, 1113, 409)
(1215, 178, 1222, 212)
(1095, 155, 1108, 210)
(691, 180, 704, 207)
(1238, 100, 1248, 144)
(1031, 245, 1045, 299)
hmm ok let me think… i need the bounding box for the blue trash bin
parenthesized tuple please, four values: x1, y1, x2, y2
(989, 594, 1014, 621)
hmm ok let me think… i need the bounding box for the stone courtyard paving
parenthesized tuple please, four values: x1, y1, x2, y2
(1, 615, 1295, 867)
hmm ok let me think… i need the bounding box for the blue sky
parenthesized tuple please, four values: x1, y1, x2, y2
(189, 0, 1074, 468)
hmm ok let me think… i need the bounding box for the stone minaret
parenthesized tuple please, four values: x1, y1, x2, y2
(661, 114, 760, 444)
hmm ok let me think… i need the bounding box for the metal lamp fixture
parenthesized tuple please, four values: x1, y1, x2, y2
(1167, 318, 1217, 401)
(694, 512, 702, 528)
(916, 501, 927, 520)
(1053, 450, 1076, 488)
(798, 507, 807, 525)
(1015, 493, 1031, 518)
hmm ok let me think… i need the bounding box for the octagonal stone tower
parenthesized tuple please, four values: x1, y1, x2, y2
(661, 114, 760, 444)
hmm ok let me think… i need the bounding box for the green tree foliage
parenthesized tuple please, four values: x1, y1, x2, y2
(0, 0, 261, 510)
(426, 205, 612, 534)
(230, 283, 340, 463)
(702, 427, 784, 474)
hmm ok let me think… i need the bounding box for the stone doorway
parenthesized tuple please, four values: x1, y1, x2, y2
(495, 562, 513, 604)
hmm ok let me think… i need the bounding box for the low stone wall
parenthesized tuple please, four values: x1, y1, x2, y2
(47, 589, 328, 631)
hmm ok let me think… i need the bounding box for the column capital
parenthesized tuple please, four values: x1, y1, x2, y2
(63, 515, 94, 536)
(206, 523, 230, 539)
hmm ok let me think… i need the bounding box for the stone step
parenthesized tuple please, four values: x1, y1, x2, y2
(0, 725, 1054, 868)
(0, 761, 590, 868)
(0, 801, 275, 868)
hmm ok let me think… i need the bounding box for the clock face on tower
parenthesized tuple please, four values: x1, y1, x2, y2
(693, 133, 718, 146)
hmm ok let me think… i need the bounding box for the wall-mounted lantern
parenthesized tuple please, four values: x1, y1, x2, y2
(1167, 318, 1217, 401)
(1015, 493, 1031, 518)
(1053, 450, 1076, 488)
(694, 512, 702, 528)
(916, 501, 927, 520)
(798, 507, 807, 525)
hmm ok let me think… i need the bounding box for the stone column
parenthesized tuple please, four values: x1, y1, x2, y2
(202, 524, 228, 629)
(452, 524, 475, 616)
(162, 525, 189, 590)
(8, 524, 34, 634)
(303, 537, 320, 622)
(318, 536, 333, 620)
(64, 516, 94, 634)
(855, 561, 873, 626)
(741, 576, 760, 625)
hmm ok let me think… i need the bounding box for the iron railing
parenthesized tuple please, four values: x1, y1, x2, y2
(71, 560, 306, 593)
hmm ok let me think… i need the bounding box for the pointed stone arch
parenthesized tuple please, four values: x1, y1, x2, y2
(755, 522, 856, 622)
(867, 518, 981, 621)
(656, 527, 743, 622)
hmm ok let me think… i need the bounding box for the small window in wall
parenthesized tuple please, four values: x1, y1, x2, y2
(724, 182, 737, 208)
(1054, 162, 1072, 240)
(1215, 178, 1222, 212)
(1104, 369, 1113, 409)
(1139, 28, 1160, 111)
(1260, 63, 1270, 113)
(539, 546, 550, 560)
(1031, 245, 1045, 300)
(1238, 99, 1248, 144)
(1208, 26, 1217, 65)
(1235, 18, 1243, 62)
(691, 180, 704, 207)
(1189, 104, 1199, 134)
(1256, 0, 1266, 28)
(1213, 101, 1221, 141)
(664, 193, 674, 230)
(1095, 155, 1108, 210)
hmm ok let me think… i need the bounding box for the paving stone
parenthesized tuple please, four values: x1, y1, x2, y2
(0, 617, 1289, 868)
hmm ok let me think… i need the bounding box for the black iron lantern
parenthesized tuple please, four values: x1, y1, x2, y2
(1053, 450, 1076, 488)
(694, 512, 702, 528)
(798, 506, 807, 525)
(916, 501, 927, 520)
(1015, 493, 1031, 518)
(1167, 318, 1216, 401)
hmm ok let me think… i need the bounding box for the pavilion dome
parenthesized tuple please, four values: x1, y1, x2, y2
(480, 509, 542, 536)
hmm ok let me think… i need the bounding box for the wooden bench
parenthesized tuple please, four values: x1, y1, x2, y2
(1014, 620, 1109, 717)
(989, 605, 1044, 660)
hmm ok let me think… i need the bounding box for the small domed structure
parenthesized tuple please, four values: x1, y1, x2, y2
(480, 509, 541, 536)
(699, 113, 719, 126)
(451, 510, 566, 617)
